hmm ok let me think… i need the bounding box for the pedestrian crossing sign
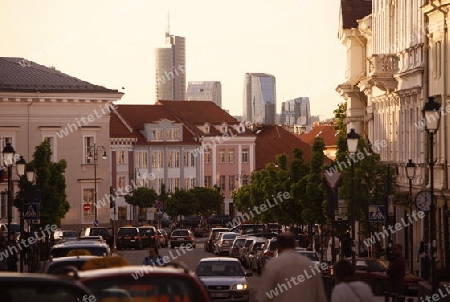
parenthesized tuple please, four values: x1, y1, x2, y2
(369, 205, 386, 222)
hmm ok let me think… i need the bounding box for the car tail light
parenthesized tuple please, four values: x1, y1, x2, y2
(135, 236, 139, 239)
(264, 251, 274, 257)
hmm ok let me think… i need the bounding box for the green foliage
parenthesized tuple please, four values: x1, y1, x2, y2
(124, 187, 158, 208)
(164, 187, 199, 219)
(190, 186, 224, 217)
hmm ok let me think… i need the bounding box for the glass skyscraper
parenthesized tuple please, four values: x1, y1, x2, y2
(280, 97, 311, 126)
(186, 81, 222, 107)
(243, 73, 276, 124)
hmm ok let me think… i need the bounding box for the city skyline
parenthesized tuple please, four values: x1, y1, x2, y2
(0, 0, 346, 120)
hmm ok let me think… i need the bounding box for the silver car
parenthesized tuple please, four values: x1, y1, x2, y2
(214, 232, 238, 256)
(195, 257, 252, 302)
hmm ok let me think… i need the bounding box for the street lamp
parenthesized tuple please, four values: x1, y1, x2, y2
(87, 144, 107, 223)
(347, 128, 359, 266)
(406, 159, 416, 274)
(422, 96, 441, 294)
(2, 142, 16, 245)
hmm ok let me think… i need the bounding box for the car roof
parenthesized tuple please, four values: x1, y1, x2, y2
(199, 257, 240, 263)
(46, 255, 101, 263)
(77, 265, 195, 279)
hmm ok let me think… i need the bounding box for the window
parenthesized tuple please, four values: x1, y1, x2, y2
(166, 128, 181, 141)
(43, 136, 55, 162)
(168, 178, 174, 192)
(184, 152, 188, 167)
(84, 136, 94, 164)
(167, 151, 173, 168)
(204, 175, 212, 187)
(204, 148, 211, 164)
(152, 129, 163, 141)
(242, 175, 249, 186)
(118, 206, 127, 220)
(184, 151, 196, 167)
(221, 126, 227, 133)
(152, 151, 163, 168)
(242, 148, 249, 163)
(0, 192, 6, 219)
(184, 178, 190, 189)
(174, 151, 180, 167)
(117, 150, 125, 164)
(228, 149, 235, 163)
(1, 136, 12, 165)
(190, 153, 195, 167)
(118, 176, 126, 191)
(136, 151, 148, 168)
(229, 175, 236, 191)
(174, 178, 180, 189)
(83, 188, 95, 217)
(219, 148, 225, 163)
(219, 175, 226, 191)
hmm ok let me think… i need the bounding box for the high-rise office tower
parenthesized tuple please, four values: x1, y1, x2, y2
(186, 81, 222, 107)
(155, 19, 186, 101)
(280, 97, 311, 126)
(243, 73, 276, 124)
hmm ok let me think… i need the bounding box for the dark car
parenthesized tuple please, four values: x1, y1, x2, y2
(116, 226, 143, 250)
(79, 227, 113, 247)
(78, 265, 211, 302)
(204, 227, 230, 252)
(0, 272, 94, 302)
(208, 215, 232, 226)
(138, 226, 159, 248)
(161, 217, 173, 228)
(182, 216, 201, 227)
(170, 229, 196, 249)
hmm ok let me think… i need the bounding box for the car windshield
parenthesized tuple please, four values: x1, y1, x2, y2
(118, 228, 137, 236)
(139, 228, 155, 236)
(297, 251, 319, 261)
(223, 233, 237, 240)
(252, 242, 264, 251)
(83, 276, 202, 302)
(172, 230, 189, 237)
(63, 231, 78, 238)
(196, 261, 244, 276)
(232, 239, 246, 247)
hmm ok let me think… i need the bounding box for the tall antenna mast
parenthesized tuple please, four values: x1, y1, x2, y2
(166, 11, 170, 37)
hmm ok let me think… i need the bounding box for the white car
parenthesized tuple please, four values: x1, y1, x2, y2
(214, 232, 238, 256)
(195, 257, 252, 302)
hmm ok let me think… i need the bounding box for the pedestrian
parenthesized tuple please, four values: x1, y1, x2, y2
(327, 235, 341, 262)
(142, 244, 164, 267)
(387, 243, 406, 295)
(331, 259, 374, 302)
(254, 233, 327, 302)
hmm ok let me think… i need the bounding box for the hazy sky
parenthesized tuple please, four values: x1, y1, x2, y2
(1, 0, 346, 119)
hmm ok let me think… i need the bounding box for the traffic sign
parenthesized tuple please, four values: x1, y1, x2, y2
(23, 203, 39, 220)
(323, 171, 342, 191)
(83, 203, 91, 211)
(369, 205, 386, 222)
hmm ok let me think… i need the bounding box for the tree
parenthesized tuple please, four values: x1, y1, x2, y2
(190, 186, 224, 218)
(164, 188, 199, 222)
(124, 187, 158, 222)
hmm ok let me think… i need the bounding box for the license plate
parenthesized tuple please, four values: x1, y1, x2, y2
(178, 238, 184, 241)
(125, 236, 131, 239)
(211, 293, 229, 298)
(130, 240, 135, 242)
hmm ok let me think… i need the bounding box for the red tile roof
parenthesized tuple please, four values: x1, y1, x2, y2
(0, 57, 121, 93)
(295, 125, 339, 147)
(341, 0, 372, 29)
(112, 105, 198, 145)
(158, 100, 254, 137)
(255, 125, 315, 171)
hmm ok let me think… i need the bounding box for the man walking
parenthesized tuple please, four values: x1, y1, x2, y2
(387, 243, 406, 295)
(255, 233, 327, 302)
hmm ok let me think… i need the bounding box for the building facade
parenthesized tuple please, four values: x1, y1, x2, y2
(280, 97, 311, 126)
(336, 0, 450, 271)
(243, 73, 276, 124)
(155, 31, 186, 101)
(0, 57, 123, 230)
(186, 81, 222, 107)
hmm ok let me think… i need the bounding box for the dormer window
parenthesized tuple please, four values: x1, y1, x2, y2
(221, 126, 227, 133)
(204, 123, 210, 133)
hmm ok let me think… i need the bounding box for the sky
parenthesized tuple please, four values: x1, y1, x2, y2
(0, 0, 346, 120)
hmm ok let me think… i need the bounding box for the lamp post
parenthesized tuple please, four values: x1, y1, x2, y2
(406, 159, 416, 274)
(347, 128, 359, 266)
(87, 144, 107, 223)
(2, 143, 16, 245)
(422, 96, 441, 294)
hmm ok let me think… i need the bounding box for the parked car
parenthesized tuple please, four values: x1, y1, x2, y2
(204, 227, 230, 252)
(157, 229, 169, 247)
(214, 232, 238, 256)
(195, 257, 251, 302)
(207, 214, 232, 226)
(255, 237, 277, 274)
(0, 272, 94, 302)
(116, 226, 143, 250)
(78, 265, 211, 302)
(138, 225, 159, 248)
(170, 228, 196, 249)
(229, 236, 247, 258)
(182, 216, 201, 227)
(79, 227, 113, 247)
(160, 217, 173, 228)
(294, 247, 321, 268)
(54, 229, 78, 243)
(246, 237, 266, 270)
(238, 236, 256, 267)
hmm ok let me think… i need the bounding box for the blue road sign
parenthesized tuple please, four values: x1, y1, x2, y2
(369, 205, 386, 222)
(23, 203, 39, 220)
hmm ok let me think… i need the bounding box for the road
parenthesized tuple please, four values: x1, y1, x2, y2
(117, 237, 418, 302)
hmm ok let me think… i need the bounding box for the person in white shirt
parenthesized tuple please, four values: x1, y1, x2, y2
(331, 259, 374, 302)
(327, 236, 340, 262)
